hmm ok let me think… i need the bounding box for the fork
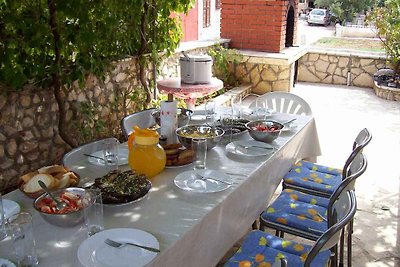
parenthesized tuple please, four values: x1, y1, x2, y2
(236, 144, 275, 150)
(104, 238, 160, 253)
(193, 172, 232, 185)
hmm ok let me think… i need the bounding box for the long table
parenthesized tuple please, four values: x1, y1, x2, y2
(0, 113, 321, 267)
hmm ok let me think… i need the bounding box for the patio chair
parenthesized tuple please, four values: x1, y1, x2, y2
(282, 128, 372, 198)
(249, 92, 312, 115)
(224, 190, 357, 267)
(62, 137, 120, 171)
(259, 147, 367, 267)
(121, 108, 157, 139)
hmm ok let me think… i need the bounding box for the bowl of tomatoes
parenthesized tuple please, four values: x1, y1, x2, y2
(34, 187, 91, 227)
(246, 120, 284, 143)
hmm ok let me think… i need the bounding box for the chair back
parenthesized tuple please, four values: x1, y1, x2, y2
(353, 128, 372, 151)
(304, 190, 357, 266)
(327, 148, 366, 226)
(62, 137, 120, 170)
(121, 108, 157, 139)
(249, 92, 312, 115)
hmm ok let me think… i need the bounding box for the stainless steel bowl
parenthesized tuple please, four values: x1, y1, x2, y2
(152, 108, 193, 128)
(176, 125, 225, 150)
(246, 120, 284, 143)
(33, 187, 89, 227)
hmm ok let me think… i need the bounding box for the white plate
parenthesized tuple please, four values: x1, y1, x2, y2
(87, 148, 129, 166)
(0, 258, 16, 267)
(226, 140, 276, 157)
(77, 228, 159, 267)
(0, 199, 20, 224)
(174, 170, 232, 193)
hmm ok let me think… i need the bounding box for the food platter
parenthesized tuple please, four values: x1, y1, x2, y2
(216, 118, 249, 137)
(88, 170, 151, 205)
(163, 144, 195, 168)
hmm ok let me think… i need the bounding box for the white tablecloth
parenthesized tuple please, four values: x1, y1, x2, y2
(0, 113, 320, 267)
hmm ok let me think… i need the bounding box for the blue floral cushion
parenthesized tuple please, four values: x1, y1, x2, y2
(261, 189, 329, 236)
(283, 161, 342, 195)
(224, 230, 331, 267)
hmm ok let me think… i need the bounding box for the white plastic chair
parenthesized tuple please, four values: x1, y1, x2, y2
(249, 92, 312, 115)
(120, 108, 157, 139)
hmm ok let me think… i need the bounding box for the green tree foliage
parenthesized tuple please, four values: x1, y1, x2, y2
(315, 0, 373, 23)
(367, 0, 400, 73)
(0, 0, 193, 146)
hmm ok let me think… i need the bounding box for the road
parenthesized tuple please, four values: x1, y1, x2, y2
(297, 18, 335, 45)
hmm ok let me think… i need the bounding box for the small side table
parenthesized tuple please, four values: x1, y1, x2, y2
(157, 77, 223, 110)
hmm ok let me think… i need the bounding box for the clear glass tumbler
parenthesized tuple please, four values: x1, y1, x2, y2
(192, 139, 207, 170)
(231, 94, 242, 119)
(102, 139, 119, 171)
(84, 188, 104, 236)
(8, 212, 39, 266)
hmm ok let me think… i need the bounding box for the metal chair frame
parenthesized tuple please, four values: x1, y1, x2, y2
(260, 148, 367, 267)
(226, 191, 356, 267)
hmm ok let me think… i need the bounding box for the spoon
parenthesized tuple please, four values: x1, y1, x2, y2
(38, 181, 67, 210)
(282, 118, 296, 125)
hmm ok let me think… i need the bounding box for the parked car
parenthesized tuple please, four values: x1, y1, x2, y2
(307, 8, 331, 26)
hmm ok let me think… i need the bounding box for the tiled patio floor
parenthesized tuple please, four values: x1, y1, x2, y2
(217, 82, 400, 267)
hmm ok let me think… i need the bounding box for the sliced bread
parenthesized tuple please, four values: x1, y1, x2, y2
(23, 173, 54, 193)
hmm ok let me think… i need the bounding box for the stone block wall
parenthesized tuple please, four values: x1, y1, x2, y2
(298, 50, 388, 88)
(231, 55, 292, 94)
(0, 45, 219, 193)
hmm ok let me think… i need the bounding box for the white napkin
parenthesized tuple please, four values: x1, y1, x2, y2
(160, 101, 178, 144)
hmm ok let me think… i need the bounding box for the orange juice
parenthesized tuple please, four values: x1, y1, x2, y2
(128, 126, 166, 178)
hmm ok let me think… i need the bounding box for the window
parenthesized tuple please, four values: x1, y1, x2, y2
(203, 0, 211, 28)
(216, 0, 221, 9)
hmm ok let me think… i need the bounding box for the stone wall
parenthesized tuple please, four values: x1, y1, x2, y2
(373, 81, 400, 101)
(0, 44, 221, 193)
(231, 57, 292, 94)
(298, 49, 388, 88)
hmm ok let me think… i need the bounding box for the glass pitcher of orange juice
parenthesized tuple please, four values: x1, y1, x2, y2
(128, 126, 166, 178)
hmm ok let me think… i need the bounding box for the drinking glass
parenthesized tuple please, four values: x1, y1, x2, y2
(255, 98, 268, 120)
(0, 193, 6, 241)
(192, 139, 207, 170)
(205, 100, 216, 124)
(84, 188, 104, 236)
(8, 212, 39, 266)
(102, 139, 119, 171)
(231, 95, 242, 119)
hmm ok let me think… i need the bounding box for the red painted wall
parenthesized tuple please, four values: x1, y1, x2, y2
(180, 1, 199, 42)
(221, 0, 298, 53)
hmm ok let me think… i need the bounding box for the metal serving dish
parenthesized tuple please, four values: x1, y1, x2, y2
(33, 187, 89, 227)
(246, 120, 284, 143)
(176, 125, 224, 150)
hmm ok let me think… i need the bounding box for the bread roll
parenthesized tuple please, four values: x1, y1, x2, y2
(58, 175, 71, 189)
(24, 173, 54, 193)
(20, 171, 39, 183)
(38, 165, 67, 176)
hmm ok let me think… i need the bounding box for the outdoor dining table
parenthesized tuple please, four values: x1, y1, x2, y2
(0, 111, 321, 267)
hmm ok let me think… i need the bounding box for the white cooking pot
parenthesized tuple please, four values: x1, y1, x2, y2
(180, 53, 213, 84)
